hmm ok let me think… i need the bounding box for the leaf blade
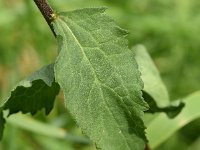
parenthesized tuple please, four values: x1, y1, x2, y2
(53, 8, 148, 150)
(134, 45, 184, 118)
(134, 45, 170, 107)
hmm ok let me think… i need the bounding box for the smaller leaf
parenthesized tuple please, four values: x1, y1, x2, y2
(2, 64, 60, 115)
(134, 45, 184, 117)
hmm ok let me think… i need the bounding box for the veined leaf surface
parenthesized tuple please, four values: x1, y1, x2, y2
(53, 8, 148, 150)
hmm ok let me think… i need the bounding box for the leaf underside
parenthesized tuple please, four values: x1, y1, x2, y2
(0, 64, 60, 140)
(53, 8, 148, 150)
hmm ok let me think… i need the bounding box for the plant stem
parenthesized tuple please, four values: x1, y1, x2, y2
(33, 0, 56, 36)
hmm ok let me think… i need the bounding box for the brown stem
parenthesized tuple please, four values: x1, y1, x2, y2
(33, 0, 56, 36)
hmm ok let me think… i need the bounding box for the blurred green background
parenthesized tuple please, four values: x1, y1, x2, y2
(0, 0, 200, 150)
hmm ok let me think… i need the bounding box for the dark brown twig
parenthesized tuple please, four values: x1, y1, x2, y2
(33, 0, 56, 36)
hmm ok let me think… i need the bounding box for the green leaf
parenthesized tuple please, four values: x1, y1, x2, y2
(2, 64, 59, 115)
(134, 45, 184, 118)
(146, 91, 200, 149)
(53, 8, 148, 150)
(134, 45, 169, 107)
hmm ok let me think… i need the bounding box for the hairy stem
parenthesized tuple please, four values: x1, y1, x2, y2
(33, 0, 56, 36)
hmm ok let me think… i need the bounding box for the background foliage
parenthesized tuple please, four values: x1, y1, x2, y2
(0, 0, 200, 149)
